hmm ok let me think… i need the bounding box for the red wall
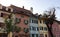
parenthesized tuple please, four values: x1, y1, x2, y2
(48, 21, 60, 37)
(13, 13, 29, 37)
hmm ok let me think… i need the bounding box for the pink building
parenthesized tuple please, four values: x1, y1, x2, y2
(52, 21, 60, 37)
(48, 20, 60, 37)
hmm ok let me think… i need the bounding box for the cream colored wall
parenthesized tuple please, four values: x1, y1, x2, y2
(38, 19, 48, 37)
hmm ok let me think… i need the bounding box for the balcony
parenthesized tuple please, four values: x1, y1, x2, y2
(0, 17, 5, 23)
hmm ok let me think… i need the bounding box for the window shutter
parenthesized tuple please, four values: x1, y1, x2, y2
(24, 28, 29, 33)
(24, 20, 28, 25)
(15, 18, 20, 23)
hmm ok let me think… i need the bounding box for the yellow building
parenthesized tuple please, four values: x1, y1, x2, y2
(38, 17, 48, 37)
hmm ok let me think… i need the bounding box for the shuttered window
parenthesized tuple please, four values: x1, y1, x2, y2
(15, 18, 21, 23)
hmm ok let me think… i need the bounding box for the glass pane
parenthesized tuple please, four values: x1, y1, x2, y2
(32, 34, 34, 37)
(40, 27, 43, 30)
(36, 34, 38, 37)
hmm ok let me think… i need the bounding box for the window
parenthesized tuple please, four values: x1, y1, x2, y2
(24, 28, 29, 33)
(21, 16, 24, 18)
(24, 20, 28, 25)
(8, 15, 11, 19)
(40, 20, 41, 23)
(15, 18, 21, 23)
(40, 34, 44, 37)
(36, 34, 38, 37)
(30, 26, 32, 30)
(45, 34, 47, 37)
(36, 27, 39, 31)
(32, 27, 36, 31)
(15, 36, 18, 37)
(8, 8, 11, 12)
(32, 34, 35, 37)
(29, 26, 31, 30)
(30, 26, 37, 31)
(40, 27, 43, 30)
(1, 13, 3, 17)
(44, 27, 47, 31)
(32, 20, 38, 24)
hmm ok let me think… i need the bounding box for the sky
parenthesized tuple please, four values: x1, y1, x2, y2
(0, 0, 60, 20)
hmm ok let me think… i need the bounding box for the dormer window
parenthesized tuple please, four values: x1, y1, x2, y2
(6, 7, 8, 11)
(40, 27, 43, 30)
(11, 8, 13, 12)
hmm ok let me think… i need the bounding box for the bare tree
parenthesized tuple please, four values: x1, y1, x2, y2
(43, 8, 56, 37)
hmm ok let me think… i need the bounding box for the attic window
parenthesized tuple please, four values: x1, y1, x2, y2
(11, 8, 13, 12)
(43, 20, 45, 24)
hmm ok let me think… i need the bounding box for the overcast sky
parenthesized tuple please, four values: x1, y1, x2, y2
(0, 0, 60, 20)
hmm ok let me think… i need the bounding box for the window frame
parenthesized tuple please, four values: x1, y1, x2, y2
(24, 20, 28, 25)
(40, 27, 43, 30)
(15, 18, 21, 24)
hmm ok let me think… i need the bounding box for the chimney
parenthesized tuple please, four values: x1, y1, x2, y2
(22, 6, 24, 9)
(0, 4, 2, 9)
(30, 7, 33, 13)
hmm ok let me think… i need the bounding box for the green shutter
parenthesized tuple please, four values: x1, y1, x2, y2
(15, 18, 20, 23)
(24, 20, 28, 25)
(24, 28, 29, 33)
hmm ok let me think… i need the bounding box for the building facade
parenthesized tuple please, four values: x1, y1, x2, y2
(38, 15, 48, 37)
(9, 5, 33, 37)
(48, 21, 60, 37)
(29, 14, 40, 37)
(0, 4, 33, 37)
(0, 4, 14, 37)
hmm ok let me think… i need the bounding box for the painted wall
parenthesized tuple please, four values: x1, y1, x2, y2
(13, 13, 29, 37)
(38, 19, 48, 37)
(29, 17, 40, 37)
(51, 21, 60, 37)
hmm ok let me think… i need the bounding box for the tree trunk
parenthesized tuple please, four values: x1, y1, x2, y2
(46, 24, 54, 37)
(8, 32, 12, 37)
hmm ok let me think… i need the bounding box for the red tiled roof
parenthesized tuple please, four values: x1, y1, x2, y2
(0, 4, 38, 17)
(9, 5, 33, 16)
